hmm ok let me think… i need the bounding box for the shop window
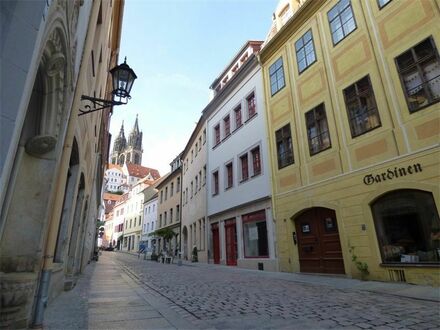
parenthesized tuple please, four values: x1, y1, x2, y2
(343, 75, 381, 138)
(295, 29, 316, 74)
(242, 210, 269, 258)
(305, 103, 331, 155)
(269, 57, 285, 96)
(328, 0, 357, 45)
(275, 124, 294, 169)
(395, 37, 440, 113)
(372, 189, 440, 264)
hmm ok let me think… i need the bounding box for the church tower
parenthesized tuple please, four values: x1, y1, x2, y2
(110, 121, 127, 165)
(124, 114, 143, 165)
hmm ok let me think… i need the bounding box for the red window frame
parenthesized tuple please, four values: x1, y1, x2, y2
(224, 115, 230, 137)
(226, 163, 233, 189)
(214, 125, 220, 145)
(240, 154, 249, 181)
(252, 147, 261, 176)
(234, 106, 242, 129)
(213, 171, 219, 195)
(247, 93, 256, 118)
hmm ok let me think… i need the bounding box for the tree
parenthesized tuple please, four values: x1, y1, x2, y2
(149, 227, 176, 253)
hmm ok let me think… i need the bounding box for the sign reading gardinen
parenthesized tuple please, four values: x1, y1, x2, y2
(363, 163, 422, 185)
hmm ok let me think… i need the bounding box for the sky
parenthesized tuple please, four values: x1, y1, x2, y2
(110, 0, 279, 176)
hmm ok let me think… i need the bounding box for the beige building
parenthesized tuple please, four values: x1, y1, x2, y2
(181, 119, 208, 262)
(156, 155, 182, 255)
(0, 0, 125, 327)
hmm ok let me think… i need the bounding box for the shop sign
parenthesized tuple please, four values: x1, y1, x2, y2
(363, 163, 422, 185)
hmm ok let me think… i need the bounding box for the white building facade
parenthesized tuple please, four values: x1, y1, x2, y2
(104, 164, 126, 192)
(142, 193, 158, 252)
(181, 120, 208, 262)
(206, 42, 277, 271)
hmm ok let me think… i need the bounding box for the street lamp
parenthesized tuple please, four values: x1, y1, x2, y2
(79, 57, 137, 116)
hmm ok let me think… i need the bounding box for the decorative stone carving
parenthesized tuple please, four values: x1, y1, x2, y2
(0, 272, 37, 328)
(25, 135, 57, 156)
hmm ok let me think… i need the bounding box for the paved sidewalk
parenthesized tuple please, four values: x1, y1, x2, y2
(44, 254, 198, 329)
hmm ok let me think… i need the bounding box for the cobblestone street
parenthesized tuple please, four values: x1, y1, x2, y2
(110, 252, 439, 329)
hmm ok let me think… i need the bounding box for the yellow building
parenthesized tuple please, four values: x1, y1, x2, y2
(260, 0, 440, 285)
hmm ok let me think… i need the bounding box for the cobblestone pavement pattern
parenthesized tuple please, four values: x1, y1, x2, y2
(114, 253, 440, 330)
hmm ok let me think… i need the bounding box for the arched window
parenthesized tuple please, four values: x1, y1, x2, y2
(372, 190, 440, 264)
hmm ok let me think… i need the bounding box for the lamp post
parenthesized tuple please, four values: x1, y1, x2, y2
(79, 57, 137, 116)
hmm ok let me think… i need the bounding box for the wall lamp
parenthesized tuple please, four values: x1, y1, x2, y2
(78, 58, 137, 116)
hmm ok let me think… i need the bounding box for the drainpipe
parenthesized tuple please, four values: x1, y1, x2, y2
(178, 164, 183, 266)
(31, 270, 51, 328)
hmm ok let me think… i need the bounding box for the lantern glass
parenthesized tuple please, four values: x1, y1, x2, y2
(110, 59, 137, 99)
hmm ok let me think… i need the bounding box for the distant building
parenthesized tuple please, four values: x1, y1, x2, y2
(110, 115, 143, 166)
(104, 164, 125, 192)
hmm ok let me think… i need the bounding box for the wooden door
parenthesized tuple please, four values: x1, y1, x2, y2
(211, 223, 220, 264)
(295, 208, 345, 274)
(225, 219, 237, 266)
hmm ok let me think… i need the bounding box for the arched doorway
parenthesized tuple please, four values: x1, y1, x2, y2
(371, 189, 440, 264)
(182, 226, 188, 260)
(294, 207, 345, 274)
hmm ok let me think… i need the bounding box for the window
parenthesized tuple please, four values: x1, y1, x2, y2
(269, 57, 285, 96)
(198, 170, 202, 190)
(183, 191, 186, 205)
(198, 137, 202, 150)
(203, 165, 206, 185)
(170, 209, 173, 224)
(372, 189, 440, 264)
(160, 191, 163, 203)
(165, 187, 168, 200)
(226, 163, 233, 189)
(251, 147, 261, 176)
(276, 124, 294, 169)
(176, 205, 180, 221)
(395, 37, 440, 113)
(224, 115, 231, 137)
(203, 129, 206, 144)
(242, 210, 268, 258)
(164, 212, 167, 226)
(328, 0, 356, 45)
(234, 106, 242, 129)
(195, 175, 199, 192)
(214, 124, 220, 146)
(191, 150, 194, 163)
(185, 188, 188, 203)
(170, 182, 174, 196)
(176, 177, 180, 192)
(195, 143, 198, 156)
(191, 181, 194, 198)
(212, 171, 219, 195)
(305, 103, 331, 155)
(295, 29, 316, 73)
(240, 154, 249, 181)
(377, 0, 392, 9)
(343, 75, 381, 137)
(247, 92, 256, 118)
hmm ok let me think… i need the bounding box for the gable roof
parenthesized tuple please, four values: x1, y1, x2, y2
(125, 162, 160, 180)
(107, 163, 123, 171)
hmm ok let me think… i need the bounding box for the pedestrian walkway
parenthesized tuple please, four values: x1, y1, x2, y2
(44, 253, 199, 329)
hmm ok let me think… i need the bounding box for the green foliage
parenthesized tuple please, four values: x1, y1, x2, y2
(149, 227, 176, 241)
(349, 246, 369, 278)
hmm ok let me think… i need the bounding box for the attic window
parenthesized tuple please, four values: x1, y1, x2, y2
(240, 53, 249, 63)
(222, 76, 229, 84)
(232, 64, 239, 73)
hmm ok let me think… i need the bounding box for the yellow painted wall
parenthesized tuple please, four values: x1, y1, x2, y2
(261, 0, 440, 286)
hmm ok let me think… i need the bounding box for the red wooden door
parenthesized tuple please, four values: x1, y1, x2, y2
(225, 219, 237, 266)
(295, 208, 345, 274)
(211, 223, 220, 264)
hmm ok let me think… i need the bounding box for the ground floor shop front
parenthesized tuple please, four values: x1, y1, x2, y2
(274, 149, 440, 286)
(208, 198, 277, 272)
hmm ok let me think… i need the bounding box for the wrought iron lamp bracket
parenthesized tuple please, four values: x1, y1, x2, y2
(78, 95, 127, 116)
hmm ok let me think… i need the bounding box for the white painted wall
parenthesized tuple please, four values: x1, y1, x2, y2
(142, 196, 157, 250)
(207, 65, 271, 216)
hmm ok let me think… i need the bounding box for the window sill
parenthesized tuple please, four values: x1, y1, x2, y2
(222, 133, 232, 142)
(380, 263, 440, 268)
(212, 143, 221, 150)
(225, 186, 233, 191)
(245, 112, 258, 124)
(240, 178, 249, 184)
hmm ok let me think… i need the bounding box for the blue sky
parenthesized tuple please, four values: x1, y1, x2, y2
(110, 0, 279, 175)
